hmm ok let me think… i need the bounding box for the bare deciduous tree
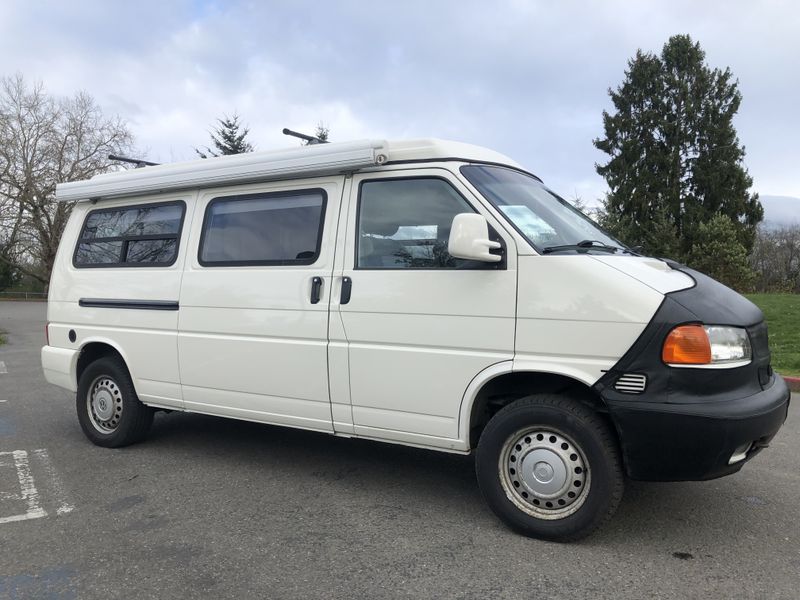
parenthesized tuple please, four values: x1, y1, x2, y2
(750, 225, 800, 292)
(0, 74, 134, 287)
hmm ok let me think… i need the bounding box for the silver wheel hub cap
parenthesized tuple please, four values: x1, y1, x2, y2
(93, 389, 114, 420)
(523, 450, 565, 494)
(87, 377, 123, 433)
(499, 428, 590, 520)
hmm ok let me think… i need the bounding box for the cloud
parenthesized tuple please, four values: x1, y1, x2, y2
(1, 0, 798, 200)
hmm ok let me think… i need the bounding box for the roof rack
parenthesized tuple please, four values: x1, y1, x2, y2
(108, 154, 160, 168)
(282, 128, 328, 145)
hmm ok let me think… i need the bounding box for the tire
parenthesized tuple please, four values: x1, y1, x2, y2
(76, 356, 154, 448)
(475, 394, 623, 542)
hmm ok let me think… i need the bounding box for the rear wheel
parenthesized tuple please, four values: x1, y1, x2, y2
(475, 394, 623, 541)
(76, 356, 154, 447)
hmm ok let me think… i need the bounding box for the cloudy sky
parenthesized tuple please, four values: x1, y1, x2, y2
(1, 1, 798, 204)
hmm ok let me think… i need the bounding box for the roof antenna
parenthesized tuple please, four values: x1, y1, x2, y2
(282, 128, 329, 145)
(108, 154, 160, 168)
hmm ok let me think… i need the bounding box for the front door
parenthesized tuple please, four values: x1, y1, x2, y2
(178, 177, 343, 432)
(333, 169, 517, 448)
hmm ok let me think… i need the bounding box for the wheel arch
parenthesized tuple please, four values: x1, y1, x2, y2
(458, 363, 612, 451)
(75, 338, 134, 388)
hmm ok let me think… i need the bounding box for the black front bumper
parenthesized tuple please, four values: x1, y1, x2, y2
(604, 374, 790, 481)
(595, 266, 791, 481)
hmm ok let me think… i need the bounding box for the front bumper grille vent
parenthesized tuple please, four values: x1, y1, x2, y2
(614, 373, 647, 394)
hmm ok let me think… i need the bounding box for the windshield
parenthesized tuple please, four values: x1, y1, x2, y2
(460, 165, 624, 254)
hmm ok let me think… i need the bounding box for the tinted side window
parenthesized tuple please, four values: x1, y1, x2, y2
(199, 190, 326, 266)
(357, 178, 479, 269)
(74, 202, 185, 267)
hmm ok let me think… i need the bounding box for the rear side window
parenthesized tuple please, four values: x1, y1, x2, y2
(74, 201, 185, 267)
(199, 189, 326, 266)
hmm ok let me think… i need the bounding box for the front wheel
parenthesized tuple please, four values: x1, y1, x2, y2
(76, 356, 154, 448)
(475, 394, 623, 541)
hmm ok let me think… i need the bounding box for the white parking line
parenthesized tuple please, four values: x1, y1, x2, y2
(33, 449, 75, 515)
(0, 361, 7, 374)
(0, 450, 47, 524)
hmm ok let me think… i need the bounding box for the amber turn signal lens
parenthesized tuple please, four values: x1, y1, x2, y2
(662, 325, 712, 365)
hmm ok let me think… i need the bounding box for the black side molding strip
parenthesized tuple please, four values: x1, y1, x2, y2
(78, 298, 179, 311)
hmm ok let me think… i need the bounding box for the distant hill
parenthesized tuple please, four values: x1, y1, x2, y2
(759, 195, 800, 229)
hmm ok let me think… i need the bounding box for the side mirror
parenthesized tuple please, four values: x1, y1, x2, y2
(448, 213, 501, 262)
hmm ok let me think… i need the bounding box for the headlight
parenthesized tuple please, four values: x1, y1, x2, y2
(662, 324, 752, 368)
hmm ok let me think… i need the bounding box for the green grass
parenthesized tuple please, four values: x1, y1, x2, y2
(746, 293, 800, 377)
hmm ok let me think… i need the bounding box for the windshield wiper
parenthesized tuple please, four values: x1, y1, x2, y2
(542, 240, 623, 254)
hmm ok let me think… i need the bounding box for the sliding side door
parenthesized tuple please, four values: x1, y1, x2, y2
(178, 177, 344, 432)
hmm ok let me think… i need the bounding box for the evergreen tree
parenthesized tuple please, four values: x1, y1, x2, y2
(314, 122, 329, 143)
(597, 203, 680, 259)
(687, 215, 755, 291)
(196, 113, 254, 158)
(594, 35, 762, 264)
(301, 122, 330, 145)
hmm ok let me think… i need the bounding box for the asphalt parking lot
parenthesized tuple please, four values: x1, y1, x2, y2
(0, 301, 797, 599)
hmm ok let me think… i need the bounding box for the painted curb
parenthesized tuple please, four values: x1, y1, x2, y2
(783, 376, 800, 393)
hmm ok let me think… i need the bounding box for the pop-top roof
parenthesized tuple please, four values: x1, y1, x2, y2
(55, 138, 524, 202)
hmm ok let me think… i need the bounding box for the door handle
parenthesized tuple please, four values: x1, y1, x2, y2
(341, 277, 352, 305)
(310, 276, 322, 304)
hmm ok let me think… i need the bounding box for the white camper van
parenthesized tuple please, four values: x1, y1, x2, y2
(41, 139, 790, 540)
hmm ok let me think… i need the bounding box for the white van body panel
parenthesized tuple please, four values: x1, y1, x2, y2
(46, 194, 193, 409)
(339, 270, 515, 437)
(41, 345, 79, 391)
(451, 256, 679, 448)
(380, 139, 522, 169)
(456, 360, 516, 446)
(514, 255, 667, 385)
(49, 305, 184, 408)
(590, 255, 695, 294)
